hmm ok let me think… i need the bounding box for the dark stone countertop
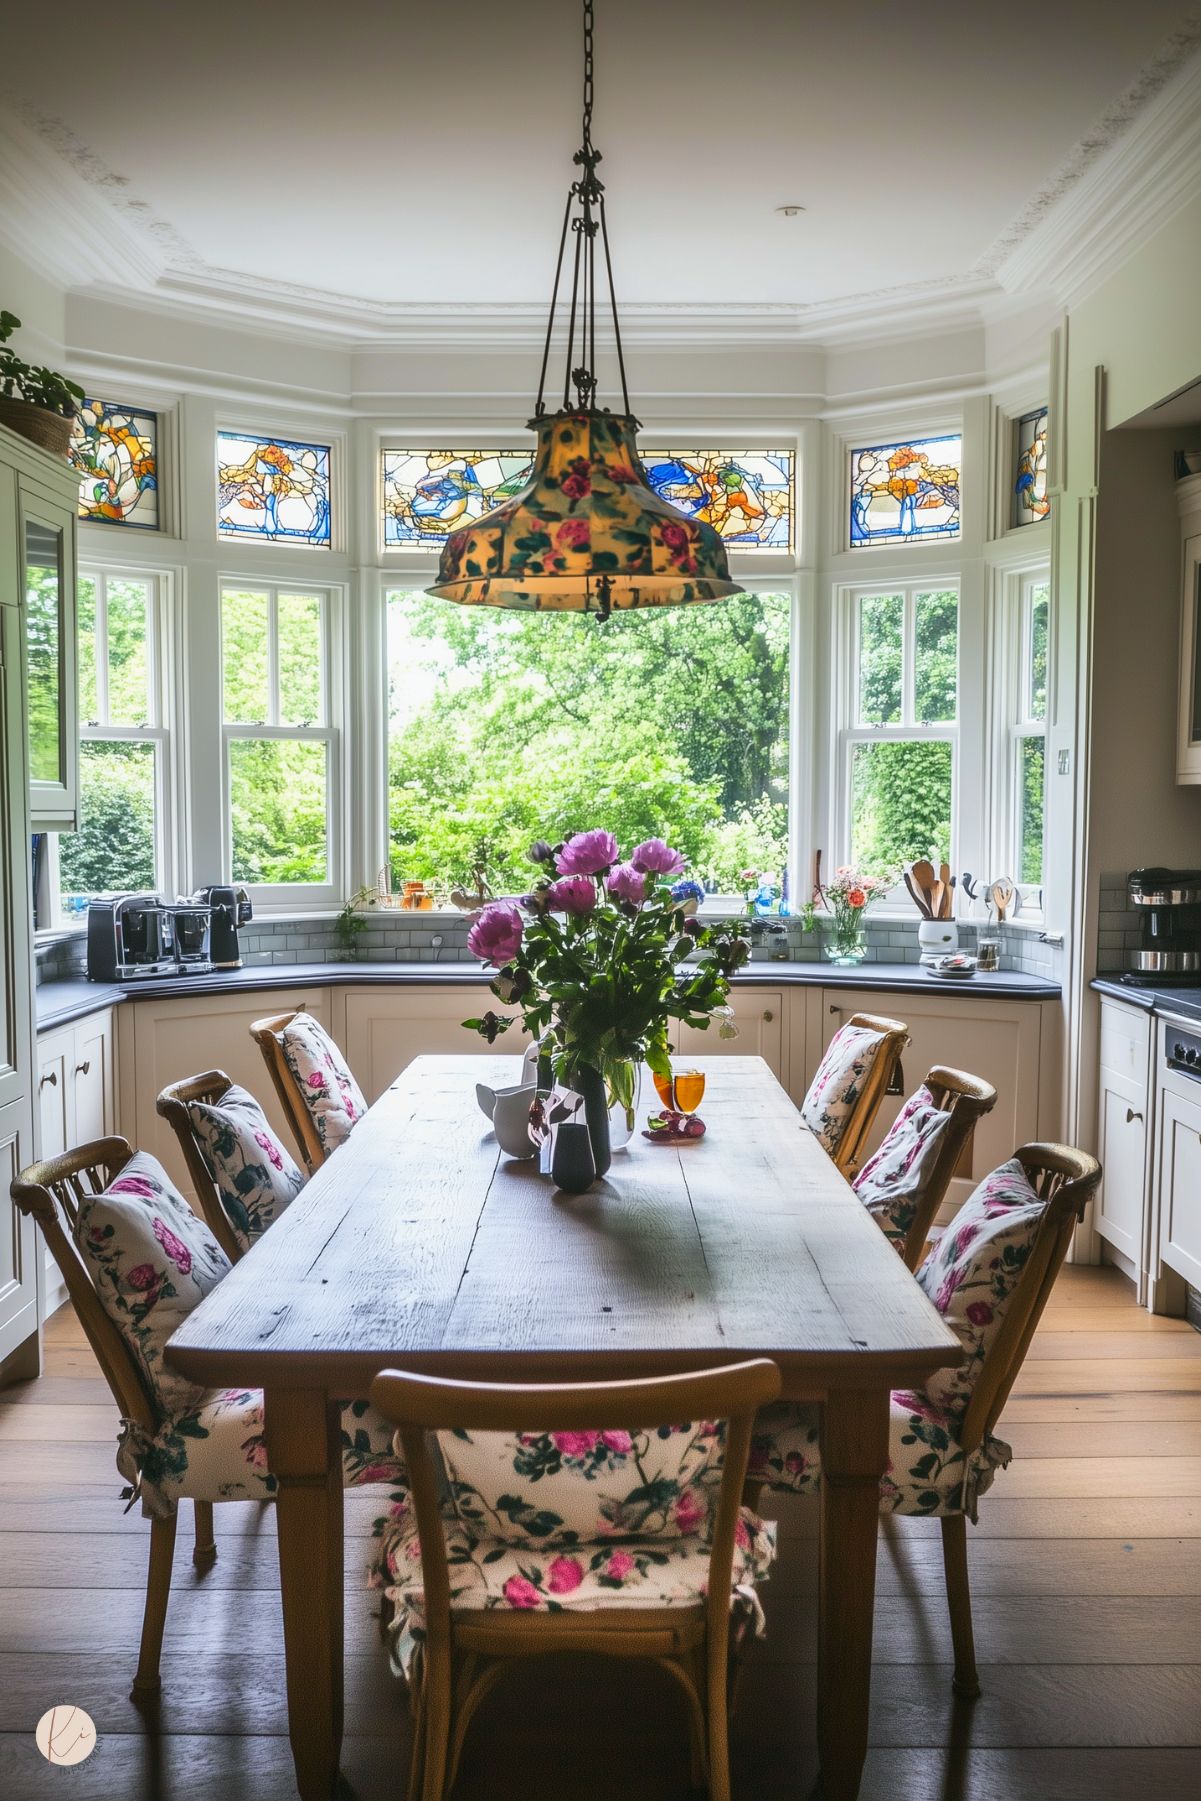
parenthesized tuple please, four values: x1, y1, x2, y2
(36, 958, 1061, 1034)
(1090, 975, 1201, 1025)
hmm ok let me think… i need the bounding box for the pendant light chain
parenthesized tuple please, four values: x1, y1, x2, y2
(534, 0, 631, 420)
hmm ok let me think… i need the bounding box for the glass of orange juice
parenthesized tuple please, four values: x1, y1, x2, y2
(653, 1067, 706, 1115)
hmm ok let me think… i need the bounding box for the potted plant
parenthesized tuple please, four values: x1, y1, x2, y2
(462, 831, 750, 1176)
(0, 312, 85, 458)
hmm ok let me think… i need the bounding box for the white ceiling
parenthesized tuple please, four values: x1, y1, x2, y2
(2, 0, 1200, 319)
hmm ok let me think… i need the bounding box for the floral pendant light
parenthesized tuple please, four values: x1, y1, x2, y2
(429, 0, 743, 622)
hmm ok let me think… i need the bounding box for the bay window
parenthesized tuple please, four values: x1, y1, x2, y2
(1010, 571, 1050, 901)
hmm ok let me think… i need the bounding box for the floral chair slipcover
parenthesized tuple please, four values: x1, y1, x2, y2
(280, 1013, 367, 1155)
(185, 1082, 305, 1254)
(800, 1022, 888, 1156)
(750, 1155, 1050, 1523)
(74, 1151, 404, 1516)
(373, 1420, 777, 1679)
(852, 1083, 951, 1254)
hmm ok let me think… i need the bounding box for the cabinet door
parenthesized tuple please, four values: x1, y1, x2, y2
(1095, 1078, 1148, 1265)
(1156, 1081, 1201, 1288)
(0, 607, 33, 1116)
(676, 989, 785, 1084)
(817, 988, 1042, 1217)
(0, 1097, 38, 1365)
(72, 1012, 114, 1144)
(35, 1033, 72, 1318)
(21, 481, 77, 829)
(343, 987, 532, 1104)
(1178, 526, 1201, 785)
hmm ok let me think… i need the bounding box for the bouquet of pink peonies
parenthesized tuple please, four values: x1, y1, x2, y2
(462, 831, 749, 1110)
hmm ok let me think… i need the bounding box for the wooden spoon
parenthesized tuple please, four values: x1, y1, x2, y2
(990, 877, 1016, 923)
(929, 879, 945, 920)
(903, 869, 931, 918)
(938, 863, 952, 918)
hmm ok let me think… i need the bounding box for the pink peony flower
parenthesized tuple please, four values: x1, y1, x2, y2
(673, 1489, 706, 1534)
(555, 830, 618, 877)
(552, 1430, 600, 1457)
(254, 1130, 283, 1171)
(152, 1216, 192, 1276)
(547, 1555, 584, 1594)
(600, 1430, 633, 1454)
(467, 901, 525, 967)
(307, 1072, 326, 1089)
(607, 862, 647, 905)
(503, 1575, 541, 1609)
(544, 876, 597, 916)
(125, 1262, 158, 1292)
(555, 517, 589, 551)
(965, 1300, 994, 1326)
(110, 1175, 156, 1199)
(605, 1551, 635, 1581)
(560, 458, 592, 500)
(631, 838, 685, 876)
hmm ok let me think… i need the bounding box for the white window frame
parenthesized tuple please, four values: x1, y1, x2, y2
(832, 577, 961, 909)
(991, 563, 1050, 919)
(219, 578, 343, 910)
(43, 563, 174, 929)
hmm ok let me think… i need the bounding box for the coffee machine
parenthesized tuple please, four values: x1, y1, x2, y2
(87, 894, 181, 981)
(193, 885, 253, 968)
(1123, 868, 1201, 983)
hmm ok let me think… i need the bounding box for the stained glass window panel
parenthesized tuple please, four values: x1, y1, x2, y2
(217, 431, 331, 546)
(1013, 407, 1049, 527)
(641, 450, 793, 549)
(69, 399, 159, 529)
(383, 451, 533, 546)
(849, 434, 961, 548)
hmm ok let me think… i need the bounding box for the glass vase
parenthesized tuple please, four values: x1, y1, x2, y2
(823, 915, 868, 966)
(605, 1061, 642, 1153)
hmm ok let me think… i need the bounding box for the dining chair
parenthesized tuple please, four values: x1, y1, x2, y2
(11, 1135, 406, 1701)
(853, 1066, 998, 1270)
(800, 1010, 909, 1176)
(370, 1359, 782, 1801)
(249, 1008, 367, 1171)
(747, 1142, 1100, 1698)
(156, 1069, 306, 1262)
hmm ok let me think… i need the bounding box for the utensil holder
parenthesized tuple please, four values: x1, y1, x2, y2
(918, 920, 959, 963)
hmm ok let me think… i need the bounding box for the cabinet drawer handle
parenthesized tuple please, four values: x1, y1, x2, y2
(1126, 1107, 1143, 1124)
(829, 1004, 839, 1014)
(39, 1070, 57, 1088)
(75, 1060, 91, 1077)
(763, 1009, 774, 1022)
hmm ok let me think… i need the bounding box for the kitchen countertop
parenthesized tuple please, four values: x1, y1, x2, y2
(1091, 974, 1201, 1025)
(36, 959, 1061, 1033)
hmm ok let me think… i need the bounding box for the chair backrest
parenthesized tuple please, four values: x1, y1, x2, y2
(895, 1066, 999, 1271)
(249, 1010, 324, 1172)
(370, 1360, 781, 1660)
(958, 1142, 1101, 1458)
(828, 1011, 910, 1176)
(10, 1137, 161, 1433)
(155, 1069, 243, 1263)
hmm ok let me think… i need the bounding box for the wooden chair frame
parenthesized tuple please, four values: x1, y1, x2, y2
(370, 1359, 782, 1801)
(891, 1066, 999, 1271)
(249, 1009, 326, 1173)
(155, 1069, 244, 1264)
(824, 1011, 910, 1177)
(933, 1141, 1101, 1698)
(10, 1137, 220, 1700)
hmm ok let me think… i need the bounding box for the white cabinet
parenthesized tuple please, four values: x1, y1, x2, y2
(1155, 1075, 1201, 1291)
(674, 987, 785, 1087)
(123, 987, 333, 1196)
(343, 985, 532, 1104)
(36, 1008, 117, 1316)
(1094, 999, 1153, 1292)
(814, 986, 1044, 1219)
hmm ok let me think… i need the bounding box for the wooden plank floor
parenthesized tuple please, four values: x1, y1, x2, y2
(1, 1265, 1199, 1799)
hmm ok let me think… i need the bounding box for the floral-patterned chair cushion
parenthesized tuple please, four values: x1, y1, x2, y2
(186, 1083, 306, 1253)
(748, 1395, 1011, 1524)
(74, 1152, 231, 1418)
(374, 1490, 777, 1680)
(280, 1014, 366, 1155)
(121, 1389, 407, 1519)
(852, 1084, 951, 1252)
(800, 1023, 888, 1155)
(438, 1421, 725, 1550)
(916, 1156, 1045, 1415)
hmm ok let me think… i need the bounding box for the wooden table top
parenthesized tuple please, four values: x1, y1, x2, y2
(167, 1055, 961, 1396)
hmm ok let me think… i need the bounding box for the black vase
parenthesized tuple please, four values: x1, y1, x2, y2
(551, 1122, 596, 1194)
(574, 1064, 612, 1179)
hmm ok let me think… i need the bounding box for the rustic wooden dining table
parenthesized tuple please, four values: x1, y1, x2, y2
(167, 1053, 961, 1801)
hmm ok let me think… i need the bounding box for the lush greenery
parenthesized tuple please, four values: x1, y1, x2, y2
(0, 311, 84, 416)
(388, 589, 790, 894)
(59, 743, 156, 900)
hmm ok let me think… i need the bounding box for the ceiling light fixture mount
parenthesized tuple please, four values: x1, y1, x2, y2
(429, 0, 742, 621)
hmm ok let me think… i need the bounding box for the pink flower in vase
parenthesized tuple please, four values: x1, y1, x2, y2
(466, 902, 525, 967)
(630, 838, 686, 876)
(607, 863, 647, 905)
(544, 876, 597, 916)
(555, 830, 618, 877)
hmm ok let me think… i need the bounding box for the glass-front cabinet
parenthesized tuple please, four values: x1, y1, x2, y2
(20, 478, 78, 829)
(1178, 475, 1201, 785)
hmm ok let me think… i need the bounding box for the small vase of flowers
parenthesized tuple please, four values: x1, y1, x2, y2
(462, 831, 750, 1178)
(804, 865, 889, 966)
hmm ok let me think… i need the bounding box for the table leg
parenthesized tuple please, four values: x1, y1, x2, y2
(817, 1386, 890, 1801)
(264, 1388, 345, 1801)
